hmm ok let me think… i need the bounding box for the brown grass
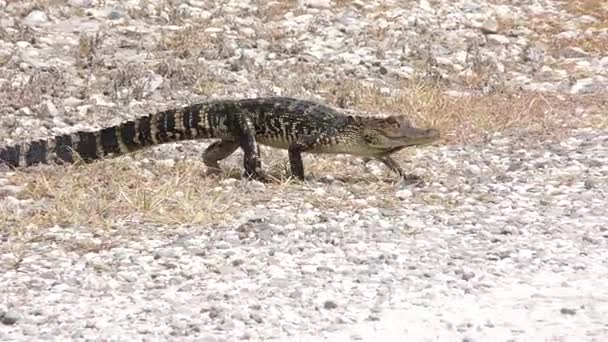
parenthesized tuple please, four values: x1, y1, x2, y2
(10, 0, 65, 17)
(75, 32, 106, 70)
(2, 77, 602, 243)
(561, 0, 608, 23)
(557, 35, 608, 55)
(0, 68, 69, 109)
(156, 21, 240, 61)
(530, 1, 608, 56)
(314, 78, 595, 144)
(1, 159, 240, 230)
(0, 152, 417, 247)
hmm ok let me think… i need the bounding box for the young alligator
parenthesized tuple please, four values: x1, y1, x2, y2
(0, 97, 440, 181)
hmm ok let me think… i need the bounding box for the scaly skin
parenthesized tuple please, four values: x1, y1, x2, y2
(0, 97, 440, 181)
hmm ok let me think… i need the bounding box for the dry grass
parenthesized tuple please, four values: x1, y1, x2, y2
(3, 68, 602, 236)
(314, 78, 593, 144)
(153, 59, 230, 97)
(156, 21, 237, 60)
(0, 68, 69, 110)
(10, 0, 66, 17)
(252, 0, 299, 20)
(0, 153, 414, 241)
(1, 159, 243, 233)
(0, 23, 38, 44)
(561, 0, 608, 23)
(530, 1, 608, 56)
(75, 32, 106, 70)
(554, 35, 608, 55)
(2, 76, 601, 240)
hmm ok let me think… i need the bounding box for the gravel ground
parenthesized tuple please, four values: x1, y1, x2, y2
(1, 129, 607, 341)
(1, 0, 608, 341)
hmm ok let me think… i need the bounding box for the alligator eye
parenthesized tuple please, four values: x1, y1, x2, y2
(385, 117, 399, 125)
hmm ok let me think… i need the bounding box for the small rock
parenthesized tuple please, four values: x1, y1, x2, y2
(556, 31, 578, 40)
(239, 27, 256, 38)
(584, 180, 595, 189)
(23, 10, 48, 26)
(39, 100, 59, 117)
(582, 235, 597, 244)
(480, 17, 499, 34)
(461, 271, 475, 281)
(560, 47, 590, 58)
(249, 312, 263, 324)
(62, 97, 83, 107)
(396, 189, 413, 199)
(1, 309, 20, 325)
(0, 185, 24, 195)
(419, 0, 433, 12)
(560, 307, 576, 315)
(524, 43, 545, 63)
(299, 0, 331, 9)
(107, 9, 123, 20)
(301, 265, 317, 274)
(207, 306, 224, 320)
(68, 0, 93, 7)
(486, 34, 510, 45)
(323, 300, 338, 310)
(157, 159, 175, 168)
(247, 180, 266, 192)
(570, 78, 601, 94)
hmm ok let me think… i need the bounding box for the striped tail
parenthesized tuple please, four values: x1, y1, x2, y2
(0, 102, 222, 168)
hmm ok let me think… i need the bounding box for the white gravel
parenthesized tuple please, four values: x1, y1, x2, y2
(2, 129, 607, 341)
(1, 0, 608, 340)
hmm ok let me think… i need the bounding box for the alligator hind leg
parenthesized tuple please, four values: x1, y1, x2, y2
(202, 139, 239, 176)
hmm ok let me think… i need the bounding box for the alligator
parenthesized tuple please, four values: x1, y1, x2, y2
(0, 97, 440, 182)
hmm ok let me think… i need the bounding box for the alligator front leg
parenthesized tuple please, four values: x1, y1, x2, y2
(288, 136, 322, 180)
(378, 156, 421, 182)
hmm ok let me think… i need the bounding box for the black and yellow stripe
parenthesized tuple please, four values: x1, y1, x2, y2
(0, 98, 334, 168)
(0, 101, 235, 168)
